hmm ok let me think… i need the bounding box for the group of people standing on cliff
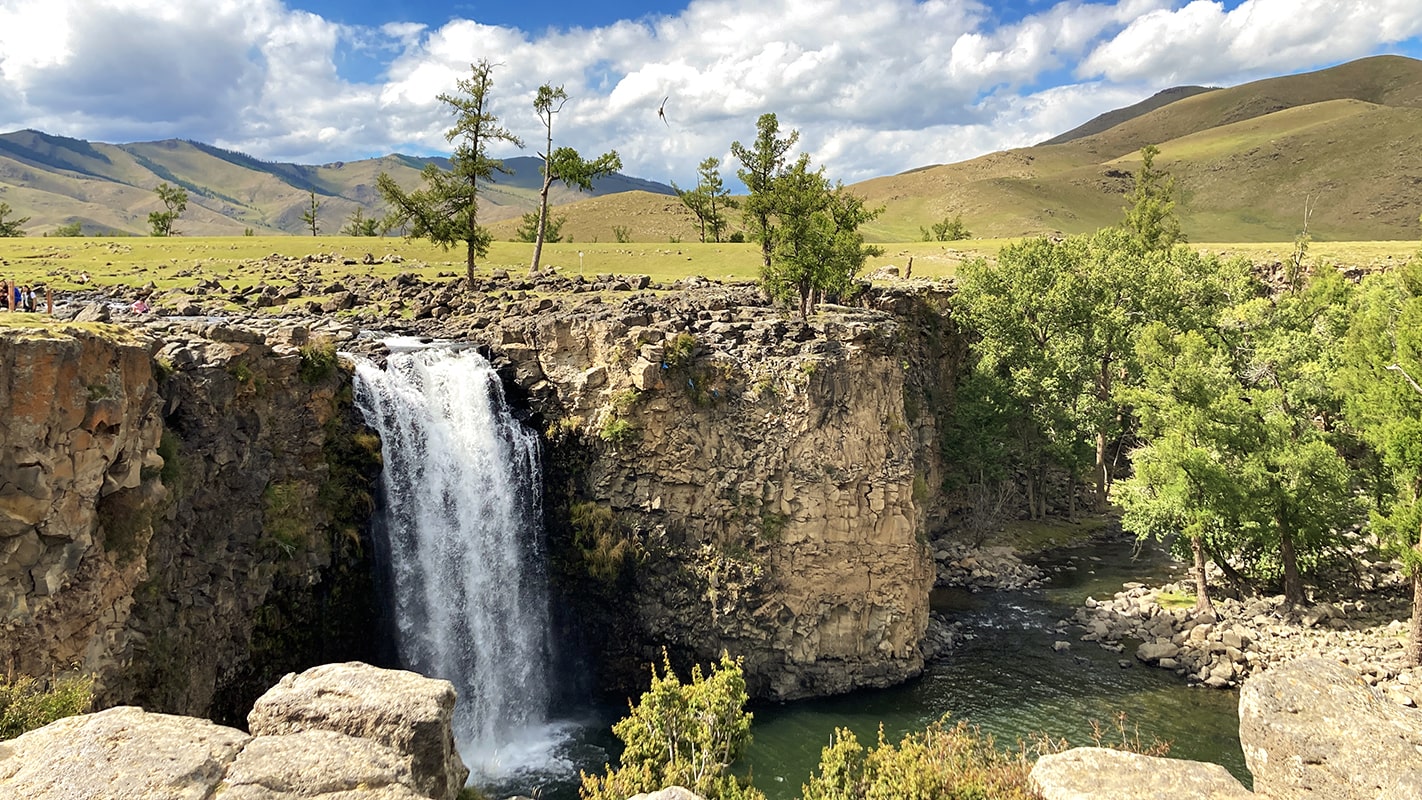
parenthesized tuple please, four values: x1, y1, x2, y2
(2, 280, 43, 313)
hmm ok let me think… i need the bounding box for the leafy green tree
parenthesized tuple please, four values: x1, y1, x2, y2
(955, 229, 1249, 518)
(1340, 257, 1422, 663)
(1120, 274, 1362, 609)
(377, 60, 523, 283)
(0, 202, 28, 237)
(1117, 325, 1260, 616)
(1121, 144, 1184, 251)
(579, 651, 763, 800)
(731, 113, 798, 268)
(760, 154, 881, 317)
(300, 190, 321, 236)
(529, 83, 621, 272)
(341, 207, 381, 236)
(148, 182, 187, 236)
(516, 210, 564, 243)
(49, 221, 83, 237)
(921, 214, 970, 242)
(675, 157, 738, 243)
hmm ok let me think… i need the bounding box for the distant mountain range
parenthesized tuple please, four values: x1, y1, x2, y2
(0, 132, 674, 236)
(3, 54, 1422, 242)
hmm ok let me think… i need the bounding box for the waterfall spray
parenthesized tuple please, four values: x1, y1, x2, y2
(353, 344, 561, 778)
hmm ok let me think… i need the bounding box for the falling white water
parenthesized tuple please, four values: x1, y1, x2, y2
(352, 345, 565, 779)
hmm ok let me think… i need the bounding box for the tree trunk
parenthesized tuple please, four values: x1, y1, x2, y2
(465, 245, 476, 284)
(1279, 519, 1305, 607)
(531, 173, 552, 273)
(1408, 533, 1422, 668)
(1094, 429, 1109, 510)
(1191, 535, 1216, 619)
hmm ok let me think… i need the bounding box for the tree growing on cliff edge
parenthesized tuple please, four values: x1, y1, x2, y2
(731, 113, 798, 268)
(376, 60, 523, 283)
(761, 154, 882, 317)
(0, 202, 29, 237)
(528, 83, 621, 273)
(148, 182, 187, 237)
(1121, 144, 1184, 251)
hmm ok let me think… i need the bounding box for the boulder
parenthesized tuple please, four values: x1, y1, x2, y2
(218, 729, 426, 799)
(0, 705, 249, 799)
(1029, 747, 1254, 799)
(1135, 640, 1180, 664)
(248, 662, 469, 800)
(629, 789, 708, 800)
(1239, 657, 1422, 800)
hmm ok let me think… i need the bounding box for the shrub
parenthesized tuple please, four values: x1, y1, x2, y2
(599, 417, 639, 447)
(570, 501, 640, 584)
(0, 674, 94, 740)
(580, 651, 763, 800)
(801, 716, 1046, 800)
(664, 332, 698, 370)
(298, 339, 339, 384)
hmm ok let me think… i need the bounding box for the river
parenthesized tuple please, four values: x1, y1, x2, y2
(487, 532, 1246, 799)
(738, 534, 1246, 798)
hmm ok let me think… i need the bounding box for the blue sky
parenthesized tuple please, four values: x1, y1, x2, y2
(0, 0, 1419, 188)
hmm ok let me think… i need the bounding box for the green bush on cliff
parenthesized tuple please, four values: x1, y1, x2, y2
(0, 674, 94, 740)
(298, 339, 339, 384)
(570, 501, 640, 585)
(579, 651, 764, 800)
(801, 716, 1046, 800)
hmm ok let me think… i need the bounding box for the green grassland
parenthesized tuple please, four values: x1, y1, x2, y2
(0, 235, 1414, 295)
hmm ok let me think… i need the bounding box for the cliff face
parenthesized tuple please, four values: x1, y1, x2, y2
(444, 284, 958, 700)
(0, 324, 166, 681)
(0, 321, 382, 721)
(3, 276, 963, 709)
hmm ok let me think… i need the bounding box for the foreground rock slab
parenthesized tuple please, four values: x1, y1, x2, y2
(248, 661, 469, 800)
(0, 705, 250, 799)
(1240, 656, 1422, 800)
(1030, 747, 1254, 800)
(220, 729, 426, 799)
(0, 662, 466, 800)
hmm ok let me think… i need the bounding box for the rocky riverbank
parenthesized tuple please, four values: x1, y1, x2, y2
(1061, 552, 1422, 704)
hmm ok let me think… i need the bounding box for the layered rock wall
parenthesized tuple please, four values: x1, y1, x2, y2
(433, 285, 956, 699)
(0, 320, 382, 720)
(0, 324, 165, 680)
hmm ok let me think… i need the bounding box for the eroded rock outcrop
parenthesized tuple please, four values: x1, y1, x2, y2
(1030, 747, 1253, 800)
(0, 663, 463, 800)
(0, 323, 166, 682)
(1240, 657, 1422, 800)
(428, 285, 954, 699)
(0, 319, 382, 721)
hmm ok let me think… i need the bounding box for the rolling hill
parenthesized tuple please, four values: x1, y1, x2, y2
(851, 54, 1422, 242)
(3, 54, 1421, 242)
(0, 132, 674, 236)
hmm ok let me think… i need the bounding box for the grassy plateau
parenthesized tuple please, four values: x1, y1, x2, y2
(0, 235, 1415, 296)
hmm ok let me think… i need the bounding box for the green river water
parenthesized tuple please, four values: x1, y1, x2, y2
(738, 536, 1246, 798)
(495, 535, 1247, 799)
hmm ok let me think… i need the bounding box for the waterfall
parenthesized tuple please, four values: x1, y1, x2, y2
(352, 344, 562, 779)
